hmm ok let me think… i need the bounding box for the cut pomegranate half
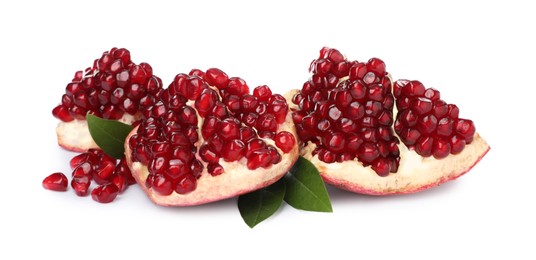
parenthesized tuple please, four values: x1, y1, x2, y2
(288, 47, 489, 195)
(52, 47, 163, 152)
(125, 68, 299, 206)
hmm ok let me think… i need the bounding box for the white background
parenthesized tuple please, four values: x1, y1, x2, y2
(1, 0, 534, 259)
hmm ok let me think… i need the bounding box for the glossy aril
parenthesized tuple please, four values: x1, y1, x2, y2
(91, 184, 120, 203)
(42, 172, 68, 191)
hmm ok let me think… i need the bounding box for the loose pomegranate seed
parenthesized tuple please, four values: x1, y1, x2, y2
(91, 184, 120, 203)
(43, 172, 68, 191)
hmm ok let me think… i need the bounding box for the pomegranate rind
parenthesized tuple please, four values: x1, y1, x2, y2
(285, 89, 490, 195)
(56, 113, 140, 152)
(304, 133, 489, 195)
(124, 112, 299, 206)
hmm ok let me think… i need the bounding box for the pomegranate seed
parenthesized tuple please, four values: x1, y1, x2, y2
(204, 68, 229, 89)
(227, 77, 249, 95)
(274, 131, 296, 153)
(43, 172, 68, 191)
(208, 163, 225, 176)
(71, 177, 91, 196)
(247, 149, 272, 170)
(253, 85, 272, 101)
(151, 175, 174, 195)
(222, 139, 246, 162)
(91, 184, 119, 203)
(175, 174, 197, 194)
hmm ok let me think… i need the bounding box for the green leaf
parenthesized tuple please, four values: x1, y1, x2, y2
(238, 179, 286, 228)
(86, 114, 133, 159)
(284, 156, 332, 212)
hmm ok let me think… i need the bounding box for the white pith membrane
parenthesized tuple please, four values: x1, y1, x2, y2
(286, 84, 490, 195)
(56, 113, 140, 152)
(126, 96, 300, 206)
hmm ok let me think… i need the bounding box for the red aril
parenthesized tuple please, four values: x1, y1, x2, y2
(42, 172, 68, 191)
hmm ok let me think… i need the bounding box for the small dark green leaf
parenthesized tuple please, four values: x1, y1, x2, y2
(238, 179, 286, 228)
(284, 156, 332, 212)
(86, 114, 133, 159)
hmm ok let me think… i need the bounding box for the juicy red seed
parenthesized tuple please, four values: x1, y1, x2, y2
(178, 106, 198, 125)
(219, 118, 240, 140)
(313, 58, 332, 76)
(222, 139, 246, 162)
(349, 63, 367, 81)
(324, 132, 346, 152)
(253, 85, 272, 101)
(367, 58, 386, 76)
(202, 116, 219, 139)
(450, 135, 466, 154)
(193, 89, 217, 117)
(269, 100, 288, 124)
(208, 163, 225, 176)
(415, 136, 434, 157)
(111, 174, 127, 193)
(456, 119, 475, 142)
(204, 68, 229, 89)
(371, 158, 390, 177)
(243, 112, 258, 127)
(267, 146, 282, 164)
(400, 128, 422, 146)
(91, 184, 119, 203)
(208, 135, 225, 153)
(70, 153, 91, 169)
(93, 161, 115, 185)
(274, 131, 296, 153)
(199, 145, 220, 163)
(42, 172, 68, 191)
(247, 149, 272, 170)
(318, 149, 336, 163)
(71, 177, 90, 196)
(433, 100, 449, 118)
(241, 94, 258, 111)
(433, 138, 451, 159)
(358, 143, 379, 164)
(245, 138, 266, 157)
(256, 113, 277, 132)
(346, 102, 365, 120)
(72, 162, 93, 177)
(149, 157, 167, 175)
(240, 127, 256, 142)
(412, 98, 433, 115)
(436, 117, 454, 136)
(189, 68, 204, 77)
(151, 175, 174, 195)
(417, 115, 438, 134)
(346, 134, 362, 152)
(130, 65, 148, 84)
(166, 158, 189, 179)
(175, 174, 197, 194)
(225, 95, 241, 113)
(227, 77, 249, 95)
(424, 88, 441, 101)
(52, 105, 74, 122)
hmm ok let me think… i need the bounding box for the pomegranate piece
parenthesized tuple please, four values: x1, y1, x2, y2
(288, 47, 489, 195)
(125, 68, 299, 206)
(52, 47, 163, 152)
(42, 172, 68, 191)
